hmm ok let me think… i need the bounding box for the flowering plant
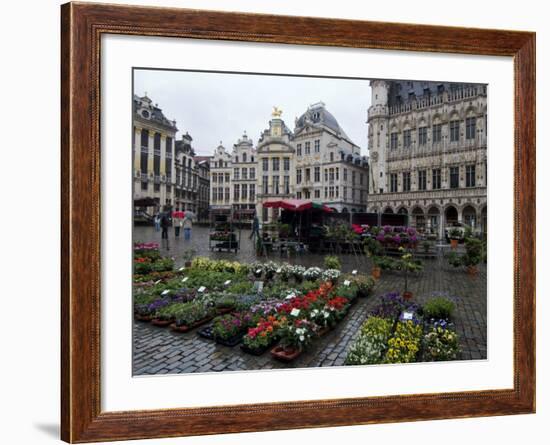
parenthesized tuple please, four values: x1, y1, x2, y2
(279, 318, 315, 350)
(243, 315, 284, 350)
(321, 268, 341, 283)
(423, 323, 460, 361)
(384, 320, 423, 363)
(345, 316, 393, 365)
(211, 313, 253, 340)
(304, 266, 322, 281)
(308, 307, 335, 329)
(290, 265, 306, 281)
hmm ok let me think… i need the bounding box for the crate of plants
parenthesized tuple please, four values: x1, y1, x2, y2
(270, 318, 315, 362)
(170, 300, 217, 333)
(207, 313, 256, 347)
(241, 315, 284, 355)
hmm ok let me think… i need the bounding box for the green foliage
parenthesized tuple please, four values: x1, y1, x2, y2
(423, 297, 455, 320)
(323, 255, 341, 270)
(174, 300, 216, 327)
(227, 281, 254, 295)
(446, 251, 464, 268)
(463, 237, 483, 267)
(363, 237, 383, 257)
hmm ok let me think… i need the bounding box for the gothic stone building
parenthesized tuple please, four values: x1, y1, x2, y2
(367, 80, 488, 239)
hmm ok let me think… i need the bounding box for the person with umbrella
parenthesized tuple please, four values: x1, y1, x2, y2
(183, 212, 193, 240)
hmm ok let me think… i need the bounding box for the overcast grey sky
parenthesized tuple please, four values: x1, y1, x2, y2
(134, 69, 372, 156)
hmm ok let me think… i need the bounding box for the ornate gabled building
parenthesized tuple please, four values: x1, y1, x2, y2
(174, 132, 199, 213)
(367, 80, 488, 239)
(294, 102, 369, 213)
(256, 108, 296, 222)
(210, 143, 232, 210)
(133, 94, 178, 213)
(231, 132, 257, 218)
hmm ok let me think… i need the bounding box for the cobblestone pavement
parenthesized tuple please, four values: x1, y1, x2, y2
(133, 235, 487, 374)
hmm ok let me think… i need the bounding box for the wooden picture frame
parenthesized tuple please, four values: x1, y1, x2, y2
(61, 2, 536, 442)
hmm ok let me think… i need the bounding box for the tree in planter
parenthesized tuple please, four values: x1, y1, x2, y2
(463, 237, 483, 274)
(397, 247, 423, 299)
(448, 227, 462, 248)
(364, 237, 384, 278)
(324, 255, 341, 270)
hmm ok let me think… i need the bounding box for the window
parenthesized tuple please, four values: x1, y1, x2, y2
(273, 176, 279, 194)
(212, 188, 217, 202)
(343, 186, 347, 200)
(314, 139, 320, 152)
(272, 157, 280, 171)
(297, 143, 302, 156)
(284, 176, 290, 194)
(297, 191, 302, 199)
(418, 127, 427, 145)
(403, 129, 412, 148)
(466, 164, 476, 187)
(314, 189, 320, 198)
(343, 168, 348, 181)
(242, 153, 247, 162)
(249, 184, 255, 201)
(352, 171, 356, 185)
(233, 184, 240, 200)
(141, 181, 147, 191)
(329, 168, 335, 181)
(324, 169, 328, 182)
(225, 173, 230, 183)
(233, 167, 239, 180)
(305, 190, 311, 199)
(450, 120, 460, 142)
(330, 152, 334, 161)
(305, 168, 311, 182)
(390, 173, 398, 192)
(242, 167, 247, 179)
(466, 117, 476, 140)
(153, 133, 161, 175)
(403, 172, 411, 191)
(432, 169, 441, 190)
(296, 169, 302, 184)
(225, 187, 230, 202)
(450, 166, 459, 188)
(329, 186, 334, 198)
(305, 142, 311, 155)
(418, 170, 427, 190)
(234, 155, 239, 163)
(432, 123, 442, 143)
(262, 176, 268, 194)
(241, 184, 247, 199)
(262, 158, 269, 171)
(390, 132, 398, 149)
(335, 186, 339, 198)
(249, 167, 255, 179)
(283, 157, 290, 171)
(314, 166, 320, 182)
(324, 187, 328, 198)
(359, 172, 363, 185)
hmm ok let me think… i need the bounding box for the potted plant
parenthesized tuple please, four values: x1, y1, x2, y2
(371, 256, 383, 279)
(181, 249, 196, 268)
(270, 318, 314, 362)
(241, 316, 283, 355)
(463, 237, 483, 275)
(323, 255, 341, 270)
(398, 247, 423, 300)
(448, 228, 462, 248)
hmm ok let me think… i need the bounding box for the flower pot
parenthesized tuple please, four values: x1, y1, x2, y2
(371, 266, 381, 280)
(151, 318, 172, 327)
(134, 314, 153, 322)
(216, 332, 244, 347)
(467, 265, 479, 276)
(402, 291, 413, 301)
(450, 239, 459, 249)
(170, 316, 213, 333)
(270, 345, 302, 362)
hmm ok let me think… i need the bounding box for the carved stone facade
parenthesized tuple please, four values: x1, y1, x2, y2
(367, 80, 488, 239)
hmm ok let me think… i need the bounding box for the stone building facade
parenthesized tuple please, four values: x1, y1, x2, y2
(209, 143, 232, 210)
(367, 80, 488, 239)
(133, 94, 178, 213)
(231, 133, 257, 219)
(193, 156, 211, 222)
(256, 110, 296, 223)
(294, 102, 368, 213)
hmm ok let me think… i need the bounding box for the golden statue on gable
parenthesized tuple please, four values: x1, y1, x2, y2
(271, 106, 283, 118)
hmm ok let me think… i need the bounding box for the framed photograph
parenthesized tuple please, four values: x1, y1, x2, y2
(61, 2, 535, 442)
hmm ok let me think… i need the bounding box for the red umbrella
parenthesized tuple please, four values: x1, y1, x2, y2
(263, 199, 332, 213)
(172, 210, 185, 219)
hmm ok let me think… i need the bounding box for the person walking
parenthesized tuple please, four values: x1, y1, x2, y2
(250, 214, 260, 240)
(183, 215, 193, 240)
(154, 213, 160, 232)
(173, 211, 182, 238)
(160, 213, 170, 240)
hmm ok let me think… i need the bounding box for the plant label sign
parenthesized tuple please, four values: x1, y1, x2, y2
(197, 286, 206, 293)
(224, 280, 231, 286)
(181, 277, 188, 283)
(256, 269, 262, 274)
(161, 290, 170, 295)
(402, 311, 413, 320)
(276, 268, 282, 273)
(290, 308, 301, 317)
(352, 270, 357, 275)
(154, 280, 161, 285)
(178, 266, 185, 271)
(344, 280, 351, 286)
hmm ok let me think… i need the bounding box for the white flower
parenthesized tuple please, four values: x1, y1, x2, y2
(299, 335, 305, 342)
